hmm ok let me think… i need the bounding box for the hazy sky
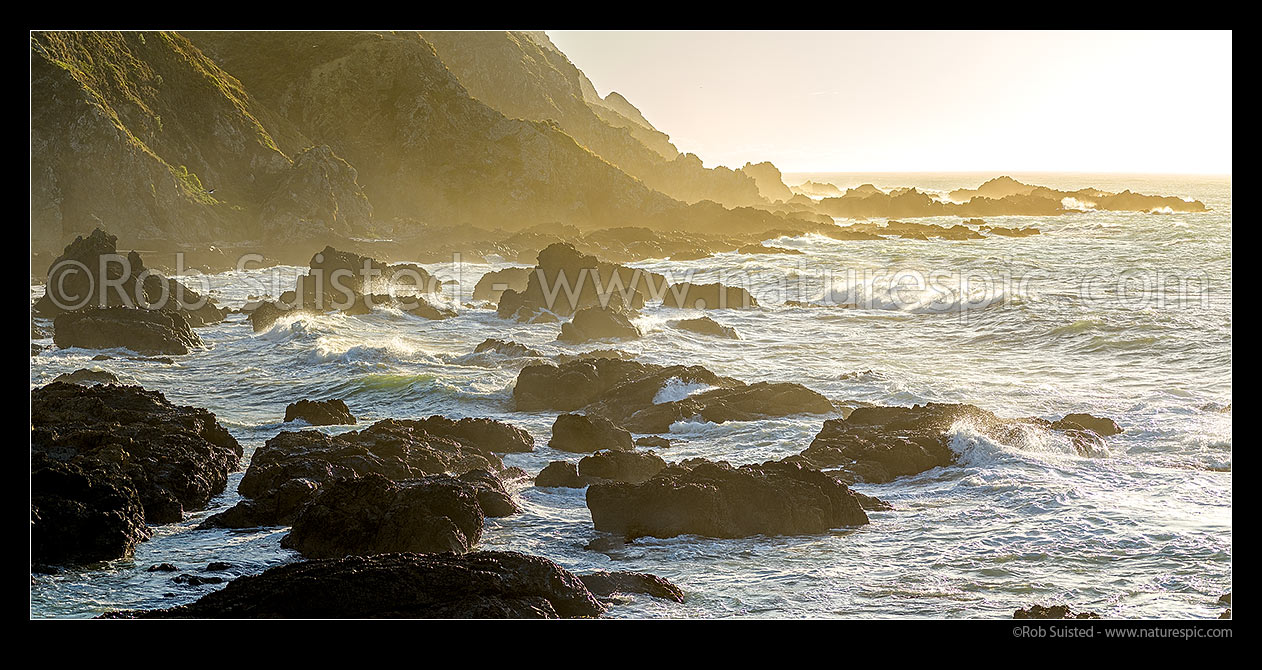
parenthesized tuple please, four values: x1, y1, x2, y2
(548, 31, 1232, 174)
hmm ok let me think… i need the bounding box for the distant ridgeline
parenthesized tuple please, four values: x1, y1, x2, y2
(30, 31, 1207, 265)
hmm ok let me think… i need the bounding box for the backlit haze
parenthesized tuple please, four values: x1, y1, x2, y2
(548, 30, 1233, 175)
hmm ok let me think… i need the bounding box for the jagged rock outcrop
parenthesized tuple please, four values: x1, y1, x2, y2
(35, 228, 227, 326)
(497, 243, 664, 321)
(284, 399, 356, 426)
(578, 450, 667, 485)
(51, 368, 120, 385)
(260, 145, 375, 260)
(109, 551, 605, 618)
(201, 416, 528, 528)
(587, 460, 869, 539)
(31, 382, 242, 564)
(739, 161, 793, 203)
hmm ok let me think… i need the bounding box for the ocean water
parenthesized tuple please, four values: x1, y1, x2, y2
(29, 173, 1232, 619)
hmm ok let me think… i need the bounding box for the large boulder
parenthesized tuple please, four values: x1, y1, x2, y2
(535, 461, 588, 488)
(608, 382, 835, 433)
(202, 416, 527, 528)
(558, 305, 641, 344)
(34, 228, 226, 325)
(31, 382, 242, 564)
(284, 399, 356, 426)
(109, 551, 605, 619)
(586, 460, 868, 539)
(53, 307, 203, 355)
(281, 473, 488, 558)
(513, 358, 735, 412)
(549, 413, 633, 453)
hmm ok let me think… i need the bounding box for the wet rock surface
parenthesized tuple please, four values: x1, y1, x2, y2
(284, 398, 356, 426)
(669, 316, 739, 339)
(579, 570, 685, 602)
(587, 459, 869, 539)
(108, 551, 605, 619)
(31, 382, 241, 564)
(549, 413, 634, 453)
(1013, 604, 1102, 619)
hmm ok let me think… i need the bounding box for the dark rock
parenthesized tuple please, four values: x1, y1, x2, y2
(206, 562, 233, 571)
(31, 382, 241, 563)
(661, 282, 757, 310)
(610, 382, 835, 433)
(1051, 413, 1122, 436)
(1013, 604, 1101, 619)
(108, 551, 604, 619)
(535, 461, 587, 488)
(579, 571, 685, 603)
(549, 413, 633, 453)
(281, 473, 487, 558)
(558, 305, 641, 343)
(406, 296, 458, 320)
(54, 307, 202, 355)
(587, 460, 868, 539)
(635, 436, 672, 449)
(670, 316, 739, 339)
(473, 338, 543, 358)
(853, 491, 894, 511)
(31, 452, 149, 565)
(496, 243, 664, 321)
(51, 368, 120, 385)
(1219, 592, 1231, 605)
(147, 563, 179, 572)
(202, 417, 522, 528)
(284, 399, 356, 426)
(173, 573, 225, 586)
(458, 468, 522, 517)
(579, 450, 667, 484)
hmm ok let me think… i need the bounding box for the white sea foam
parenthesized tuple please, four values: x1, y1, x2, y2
(653, 377, 715, 404)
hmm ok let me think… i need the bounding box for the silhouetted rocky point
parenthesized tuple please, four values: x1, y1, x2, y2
(549, 413, 634, 453)
(587, 459, 869, 540)
(201, 416, 530, 528)
(669, 316, 739, 339)
(31, 382, 241, 565)
(579, 570, 685, 602)
(787, 404, 1123, 483)
(54, 307, 203, 355)
(34, 228, 227, 326)
(280, 471, 514, 558)
(108, 551, 605, 619)
(284, 398, 356, 426)
(473, 267, 531, 302)
(1013, 604, 1101, 619)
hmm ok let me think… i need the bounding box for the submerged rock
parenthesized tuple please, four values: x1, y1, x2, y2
(669, 316, 739, 339)
(587, 460, 868, 539)
(51, 368, 120, 385)
(549, 413, 634, 453)
(281, 473, 489, 558)
(1013, 604, 1101, 619)
(579, 571, 685, 603)
(108, 551, 605, 619)
(635, 436, 672, 449)
(1050, 413, 1122, 436)
(202, 416, 526, 528)
(31, 382, 241, 564)
(54, 307, 202, 355)
(284, 399, 356, 426)
(473, 338, 544, 358)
